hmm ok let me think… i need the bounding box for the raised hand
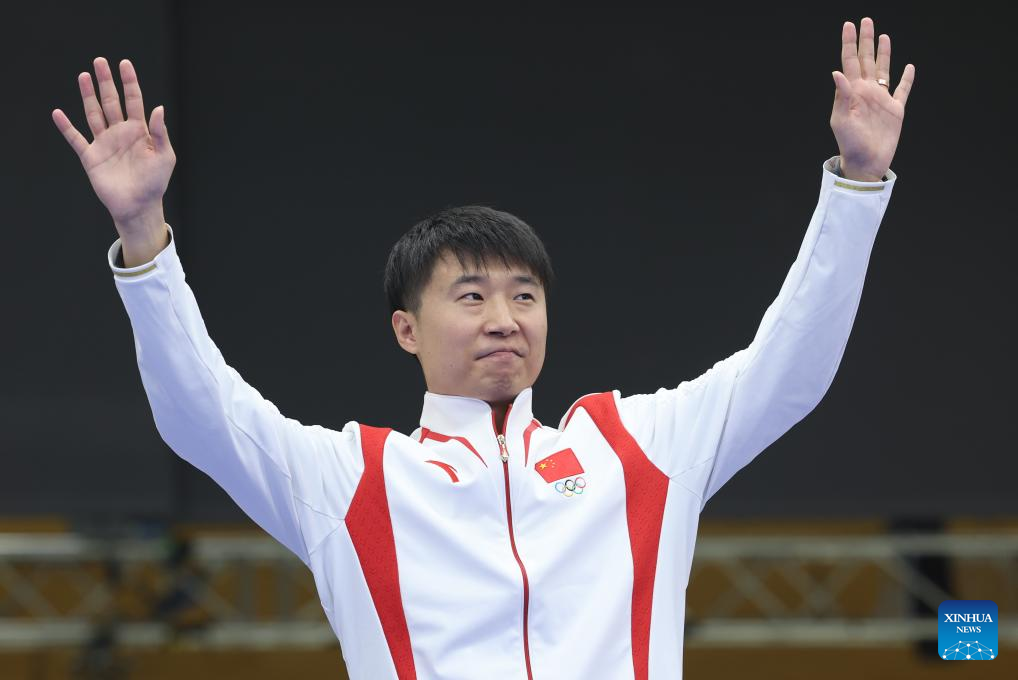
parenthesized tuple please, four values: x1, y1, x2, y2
(52, 58, 175, 244)
(830, 18, 915, 182)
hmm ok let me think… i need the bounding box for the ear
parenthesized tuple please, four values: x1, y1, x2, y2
(391, 309, 419, 355)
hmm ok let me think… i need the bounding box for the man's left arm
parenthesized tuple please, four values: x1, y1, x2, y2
(613, 18, 915, 506)
(615, 159, 895, 505)
(694, 159, 896, 503)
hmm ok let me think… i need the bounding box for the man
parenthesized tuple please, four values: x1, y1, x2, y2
(52, 17, 914, 680)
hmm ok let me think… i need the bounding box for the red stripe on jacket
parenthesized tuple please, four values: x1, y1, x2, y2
(346, 425, 418, 679)
(571, 393, 670, 680)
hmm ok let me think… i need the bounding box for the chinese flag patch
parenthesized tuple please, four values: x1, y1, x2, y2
(534, 448, 584, 483)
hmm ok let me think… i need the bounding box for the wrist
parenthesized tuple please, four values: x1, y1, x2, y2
(843, 171, 885, 182)
(839, 158, 885, 182)
(118, 215, 170, 268)
(114, 203, 166, 240)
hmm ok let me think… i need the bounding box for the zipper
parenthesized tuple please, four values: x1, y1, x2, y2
(493, 404, 534, 680)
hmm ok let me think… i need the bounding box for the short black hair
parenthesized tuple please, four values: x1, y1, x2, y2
(384, 205, 555, 316)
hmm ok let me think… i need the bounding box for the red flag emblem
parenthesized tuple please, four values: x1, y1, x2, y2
(534, 448, 584, 483)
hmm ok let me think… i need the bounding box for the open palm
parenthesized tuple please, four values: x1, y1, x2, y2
(830, 18, 915, 181)
(52, 58, 175, 228)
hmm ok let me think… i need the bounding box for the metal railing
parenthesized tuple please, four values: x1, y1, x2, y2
(1, 531, 1015, 649)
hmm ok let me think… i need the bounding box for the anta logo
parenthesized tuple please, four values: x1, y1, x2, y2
(534, 448, 587, 497)
(424, 459, 459, 483)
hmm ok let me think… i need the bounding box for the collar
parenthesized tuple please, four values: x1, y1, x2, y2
(418, 387, 535, 463)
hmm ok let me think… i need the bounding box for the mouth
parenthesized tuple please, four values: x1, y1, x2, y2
(479, 350, 522, 360)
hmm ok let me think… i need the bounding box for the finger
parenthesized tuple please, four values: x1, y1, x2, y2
(148, 105, 171, 153)
(893, 63, 915, 106)
(93, 57, 125, 124)
(119, 59, 146, 122)
(51, 108, 90, 157)
(858, 17, 876, 79)
(840, 21, 862, 80)
(831, 71, 854, 112)
(78, 72, 108, 138)
(876, 34, 891, 84)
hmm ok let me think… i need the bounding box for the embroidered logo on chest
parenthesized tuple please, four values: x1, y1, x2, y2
(553, 476, 586, 497)
(534, 448, 587, 497)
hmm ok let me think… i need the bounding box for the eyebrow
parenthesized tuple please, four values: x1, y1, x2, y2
(448, 273, 539, 291)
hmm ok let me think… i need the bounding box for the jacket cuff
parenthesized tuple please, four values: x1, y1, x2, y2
(823, 155, 896, 193)
(108, 225, 176, 280)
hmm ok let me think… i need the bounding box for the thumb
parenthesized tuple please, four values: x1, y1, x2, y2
(148, 105, 171, 152)
(831, 71, 852, 110)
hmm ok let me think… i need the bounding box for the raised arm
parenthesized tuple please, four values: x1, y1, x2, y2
(613, 18, 915, 507)
(54, 59, 364, 565)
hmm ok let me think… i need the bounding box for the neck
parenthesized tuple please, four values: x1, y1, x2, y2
(489, 401, 510, 433)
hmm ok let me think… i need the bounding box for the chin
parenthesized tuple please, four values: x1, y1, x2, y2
(481, 375, 524, 401)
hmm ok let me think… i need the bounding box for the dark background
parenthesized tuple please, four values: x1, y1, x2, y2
(2, 3, 1013, 522)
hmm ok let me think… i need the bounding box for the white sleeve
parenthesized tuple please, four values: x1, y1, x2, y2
(109, 225, 364, 565)
(614, 156, 897, 509)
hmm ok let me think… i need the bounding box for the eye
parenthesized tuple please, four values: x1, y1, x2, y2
(460, 292, 534, 301)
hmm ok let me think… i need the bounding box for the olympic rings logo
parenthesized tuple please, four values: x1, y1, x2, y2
(554, 476, 587, 497)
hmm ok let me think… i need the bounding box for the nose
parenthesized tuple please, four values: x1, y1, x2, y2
(483, 297, 520, 336)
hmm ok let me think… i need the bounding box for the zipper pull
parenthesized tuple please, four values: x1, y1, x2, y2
(497, 434, 509, 463)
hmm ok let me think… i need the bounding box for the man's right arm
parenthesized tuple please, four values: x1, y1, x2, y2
(109, 225, 365, 566)
(55, 58, 365, 563)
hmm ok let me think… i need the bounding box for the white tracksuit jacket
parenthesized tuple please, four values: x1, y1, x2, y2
(108, 156, 896, 679)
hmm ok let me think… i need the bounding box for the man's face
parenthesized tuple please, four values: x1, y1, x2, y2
(391, 250, 548, 404)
